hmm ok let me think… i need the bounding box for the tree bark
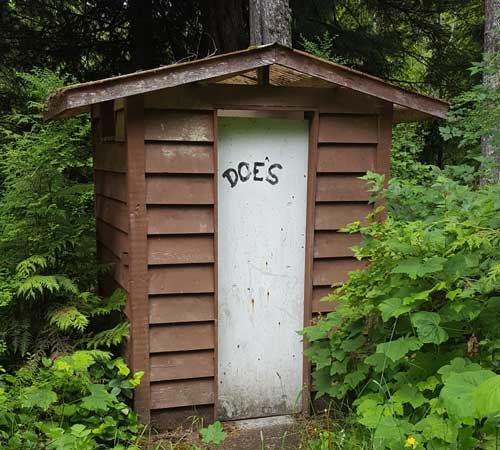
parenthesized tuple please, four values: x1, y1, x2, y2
(481, 0, 500, 183)
(249, 0, 292, 46)
(198, 0, 249, 55)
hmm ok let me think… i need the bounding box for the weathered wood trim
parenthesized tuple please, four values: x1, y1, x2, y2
(375, 106, 393, 221)
(302, 111, 319, 415)
(46, 44, 448, 121)
(46, 45, 278, 119)
(124, 95, 150, 422)
(145, 85, 383, 114)
(274, 47, 448, 118)
(212, 111, 219, 422)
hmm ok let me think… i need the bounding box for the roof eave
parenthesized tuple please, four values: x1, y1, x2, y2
(45, 43, 449, 121)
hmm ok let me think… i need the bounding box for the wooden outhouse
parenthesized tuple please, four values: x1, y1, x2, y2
(46, 43, 448, 429)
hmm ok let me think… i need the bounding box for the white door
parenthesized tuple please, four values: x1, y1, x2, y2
(217, 116, 308, 421)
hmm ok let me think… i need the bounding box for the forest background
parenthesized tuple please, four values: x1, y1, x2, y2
(0, 1, 498, 449)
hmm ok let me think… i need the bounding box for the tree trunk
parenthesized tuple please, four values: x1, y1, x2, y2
(249, 0, 292, 46)
(481, 0, 500, 183)
(198, 0, 249, 55)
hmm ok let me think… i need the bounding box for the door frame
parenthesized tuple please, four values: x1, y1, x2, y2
(212, 107, 319, 420)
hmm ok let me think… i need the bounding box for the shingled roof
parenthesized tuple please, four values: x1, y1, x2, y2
(45, 43, 449, 121)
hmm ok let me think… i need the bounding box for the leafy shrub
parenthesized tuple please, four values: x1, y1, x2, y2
(302, 172, 500, 450)
(0, 350, 143, 449)
(0, 69, 127, 364)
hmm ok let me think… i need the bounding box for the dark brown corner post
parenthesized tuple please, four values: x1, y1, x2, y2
(376, 104, 394, 221)
(125, 95, 151, 422)
(302, 110, 319, 414)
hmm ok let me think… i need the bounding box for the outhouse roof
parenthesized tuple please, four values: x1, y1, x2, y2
(45, 43, 449, 121)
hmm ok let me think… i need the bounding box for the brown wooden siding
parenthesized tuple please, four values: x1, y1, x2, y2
(93, 106, 130, 296)
(311, 113, 378, 314)
(150, 378, 215, 410)
(145, 109, 217, 415)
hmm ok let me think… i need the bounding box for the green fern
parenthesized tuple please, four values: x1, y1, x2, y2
(87, 289, 126, 317)
(15, 255, 49, 278)
(85, 322, 129, 349)
(17, 274, 78, 300)
(49, 306, 89, 332)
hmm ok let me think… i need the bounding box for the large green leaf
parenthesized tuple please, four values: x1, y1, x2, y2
(376, 336, 422, 362)
(415, 414, 457, 444)
(21, 387, 57, 411)
(80, 384, 116, 411)
(411, 312, 449, 344)
(378, 298, 411, 322)
(392, 256, 446, 280)
(473, 375, 500, 418)
(440, 370, 495, 422)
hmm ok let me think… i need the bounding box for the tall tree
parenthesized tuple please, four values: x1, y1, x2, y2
(198, 0, 249, 55)
(481, 0, 500, 182)
(250, 0, 292, 46)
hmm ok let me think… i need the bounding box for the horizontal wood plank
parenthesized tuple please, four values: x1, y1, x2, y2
(96, 219, 128, 258)
(95, 195, 128, 233)
(317, 144, 376, 173)
(145, 85, 384, 114)
(150, 378, 214, 409)
(94, 170, 127, 202)
(313, 258, 367, 286)
(147, 206, 214, 234)
(148, 235, 214, 265)
(145, 110, 214, 142)
(149, 264, 214, 295)
(146, 175, 214, 205)
(151, 405, 213, 431)
(150, 322, 215, 353)
(316, 174, 370, 202)
(150, 350, 215, 381)
(312, 286, 337, 313)
(94, 142, 126, 172)
(314, 232, 362, 258)
(149, 294, 214, 323)
(319, 115, 378, 144)
(146, 142, 214, 174)
(98, 244, 129, 289)
(315, 203, 372, 230)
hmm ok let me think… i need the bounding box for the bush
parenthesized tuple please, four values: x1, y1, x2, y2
(0, 69, 128, 365)
(302, 172, 500, 449)
(0, 350, 143, 449)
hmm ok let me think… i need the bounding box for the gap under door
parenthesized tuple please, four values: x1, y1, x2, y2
(217, 116, 309, 420)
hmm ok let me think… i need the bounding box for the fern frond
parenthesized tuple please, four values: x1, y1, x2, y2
(85, 322, 129, 349)
(15, 255, 48, 278)
(49, 306, 89, 332)
(88, 289, 127, 317)
(17, 274, 78, 300)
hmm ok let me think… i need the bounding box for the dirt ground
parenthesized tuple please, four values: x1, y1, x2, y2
(153, 415, 304, 450)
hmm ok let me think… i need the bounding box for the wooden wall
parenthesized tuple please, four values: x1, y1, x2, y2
(92, 88, 393, 429)
(93, 102, 129, 298)
(311, 110, 392, 314)
(144, 109, 217, 429)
